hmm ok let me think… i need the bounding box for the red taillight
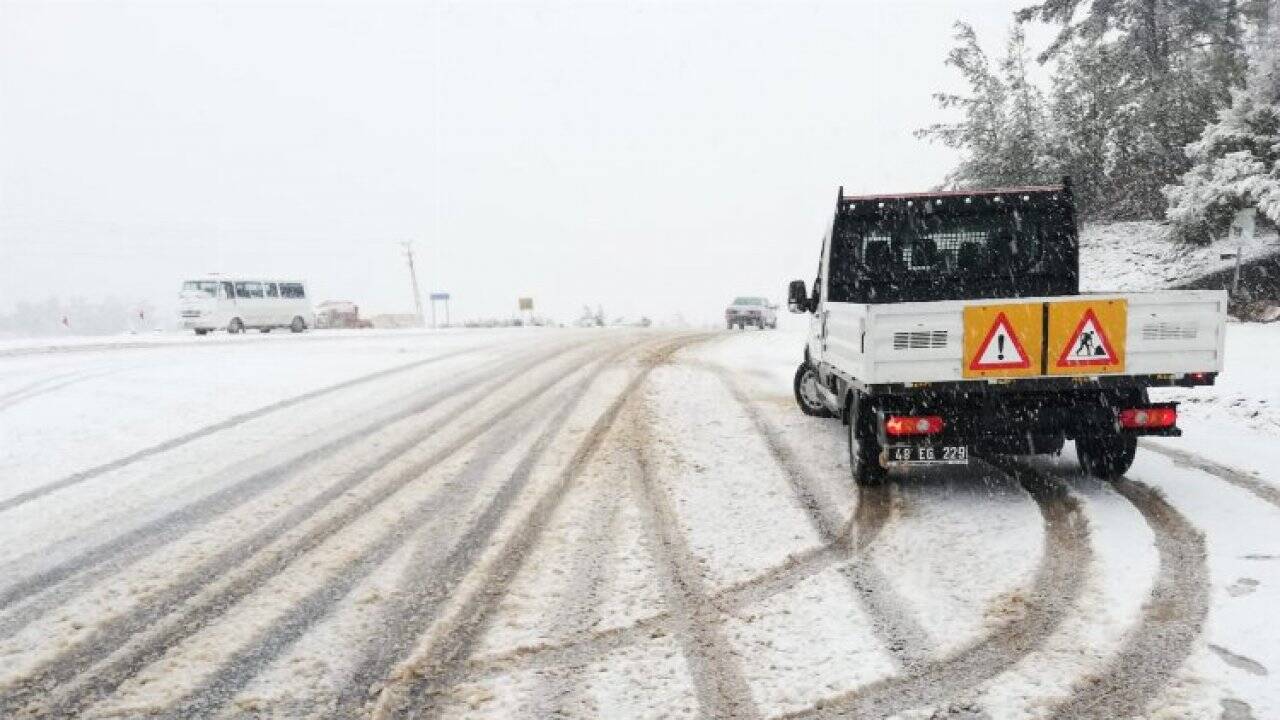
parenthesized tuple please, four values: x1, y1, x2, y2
(1119, 407, 1177, 429)
(885, 415, 944, 436)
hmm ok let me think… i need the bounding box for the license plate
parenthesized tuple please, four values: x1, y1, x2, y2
(887, 445, 969, 466)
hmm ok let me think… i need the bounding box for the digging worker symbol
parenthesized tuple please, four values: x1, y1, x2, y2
(1075, 329, 1097, 357)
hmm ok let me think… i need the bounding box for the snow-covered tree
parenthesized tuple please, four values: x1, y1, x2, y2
(1018, 0, 1258, 219)
(916, 23, 1055, 189)
(1166, 0, 1280, 242)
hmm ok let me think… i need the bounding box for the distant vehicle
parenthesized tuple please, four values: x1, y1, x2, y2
(788, 181, 1227, 484)
(178, 276, 314, 335)
(315, 300, 374, 329)
(725, 296, 777, 329)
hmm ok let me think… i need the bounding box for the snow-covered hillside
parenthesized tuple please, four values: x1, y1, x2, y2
(1079, 221, 1280, 293)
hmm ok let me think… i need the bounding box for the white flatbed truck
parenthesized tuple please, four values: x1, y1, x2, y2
(788, 181, 1227, 484)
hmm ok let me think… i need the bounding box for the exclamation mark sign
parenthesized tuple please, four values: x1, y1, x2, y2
(997, 334, 1005, 360)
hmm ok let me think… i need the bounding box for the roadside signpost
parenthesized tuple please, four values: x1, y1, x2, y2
(1224, 208, 1256, 297)
(429, 292, 450, 328)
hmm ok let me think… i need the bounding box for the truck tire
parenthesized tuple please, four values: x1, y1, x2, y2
(290, 316, 306, 333)
(847, 393, 887, 486)
(227, 318, 244, 334)
(1076, 434, 1137, 480)
(793, 364, 835, 418)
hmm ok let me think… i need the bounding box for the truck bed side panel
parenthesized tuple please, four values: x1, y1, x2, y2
(831, 290, 1227, 386)
(1124, 292, 1227, 375)
(823, 303, 869, 382)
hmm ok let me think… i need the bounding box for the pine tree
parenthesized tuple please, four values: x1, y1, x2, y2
(916, 23, 1054, 189)
(1016, 0, 1256, 217)
(1166, 0, 1280, 242)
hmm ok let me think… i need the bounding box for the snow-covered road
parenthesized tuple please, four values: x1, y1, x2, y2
(0, 327, 1276, 719)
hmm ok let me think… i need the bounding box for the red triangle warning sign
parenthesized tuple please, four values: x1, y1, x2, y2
(1057, 308, 1117, 367)
(969, 312, 1031, 371)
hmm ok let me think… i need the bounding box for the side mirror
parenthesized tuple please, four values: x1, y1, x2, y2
(787, 280, 810, 313)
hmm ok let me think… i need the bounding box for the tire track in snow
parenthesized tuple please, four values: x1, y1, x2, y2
(368, 335, 717, 720)
(0, 341, 598, 718)
(1140, 440, 1280, 511)
(527, 482, 625, 718)
(710, 366, 932, 668)
(0, 342, 565, 636)
(0, 367, 121, 413)
(165, 340, 642, 719)
(781, 458, 1091, 719)
(622, 391, 762, 720)
(440, 447, 888, 692)
(1044, 473, 1209, 720)
(0, 343, 494, 514)
(0, 369, 89, 402)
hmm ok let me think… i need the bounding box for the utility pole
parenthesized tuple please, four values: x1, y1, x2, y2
(402, 241, 426, 327)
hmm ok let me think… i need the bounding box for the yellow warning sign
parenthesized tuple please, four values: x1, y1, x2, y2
(962, 303, 1043, 379)
(1048, 299, 1127, 375)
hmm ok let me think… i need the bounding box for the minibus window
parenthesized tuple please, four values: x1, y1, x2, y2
(235, 282, 264, 299)
(266, 283, 279, 298)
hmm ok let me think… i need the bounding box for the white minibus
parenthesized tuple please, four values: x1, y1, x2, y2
(178, 276, 315, 335)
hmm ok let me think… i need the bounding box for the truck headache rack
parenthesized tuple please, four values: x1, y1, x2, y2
(839, 184, 1068, 204)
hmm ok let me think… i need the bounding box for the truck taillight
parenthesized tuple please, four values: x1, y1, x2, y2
(885, 415, 944, 436)
(1119, 407, 1177, 429)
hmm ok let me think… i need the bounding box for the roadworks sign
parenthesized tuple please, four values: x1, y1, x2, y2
(1048, 300, 1127, 375)
(962, 303, 1043, 379)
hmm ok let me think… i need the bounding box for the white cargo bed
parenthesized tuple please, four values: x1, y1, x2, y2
(822, 290, 1228, 386)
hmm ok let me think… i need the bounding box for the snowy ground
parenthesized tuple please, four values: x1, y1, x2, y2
(1078, 221, 1279, 294)
(0, 325, 1277, 719)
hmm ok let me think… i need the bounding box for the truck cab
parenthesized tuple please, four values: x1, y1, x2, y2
(788, 182, 1227, 484)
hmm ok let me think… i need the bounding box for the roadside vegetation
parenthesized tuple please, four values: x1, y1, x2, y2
(919, 0, 1280, 243)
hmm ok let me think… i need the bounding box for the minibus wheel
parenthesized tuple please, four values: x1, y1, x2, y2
(290, 316, 306, 333)
(227, 318, 244, 334)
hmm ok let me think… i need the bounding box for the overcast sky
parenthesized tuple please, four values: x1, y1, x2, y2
(0, 1, 1048, 327)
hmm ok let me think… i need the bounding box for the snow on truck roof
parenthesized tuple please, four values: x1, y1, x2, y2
(839, 185, 1066, 203)
(186, 275, 307, 283)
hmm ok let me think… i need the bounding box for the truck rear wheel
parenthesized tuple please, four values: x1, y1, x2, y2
(1076, 434, 1137, 480)
(793, 364, 834, 418)
(847, 393, 887, 486)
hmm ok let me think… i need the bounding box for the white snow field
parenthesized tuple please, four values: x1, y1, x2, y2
(0, 324, 1276, 719)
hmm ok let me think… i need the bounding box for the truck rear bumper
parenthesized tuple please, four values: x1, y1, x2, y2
(871, 393, 1180, 454)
